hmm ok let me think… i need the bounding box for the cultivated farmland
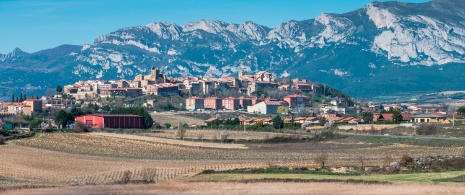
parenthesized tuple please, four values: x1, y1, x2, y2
(1, 131, 465, 193)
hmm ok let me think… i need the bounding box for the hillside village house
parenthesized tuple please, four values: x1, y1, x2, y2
(411, 114, 447, 123)
(204, 97, 223, 110)
(284, 94, 310, 108)
(146, 83, 179, 96)
(2, 99, 42, 116)
(222, 97, 240, 110)
(186, 97, 205, 110)
(247, 100, 283, 115)
(100, 88, 143, 98)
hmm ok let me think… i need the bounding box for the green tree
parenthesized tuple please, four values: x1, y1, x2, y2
(56, 85, 63, 93)
(232, 118, 240, 126)
(54, 110, 69, 128)
(11, 94, 14, 102)
(319, 117, 327, 126)
(457, 107, 465, 117)
(272, 115, 284, 129)
(391, 108, 403, 123)
(20, 92, 23, 102)
(277, 106, 289, 114)
(69, 107, 84, 118)
(164, 123, 172, 129)
(362, 112, 374, 123)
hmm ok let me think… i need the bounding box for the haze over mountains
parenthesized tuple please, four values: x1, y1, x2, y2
(1, 0, 465, 99)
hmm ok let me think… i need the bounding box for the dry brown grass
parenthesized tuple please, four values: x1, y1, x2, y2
(151, 112, 205, 126)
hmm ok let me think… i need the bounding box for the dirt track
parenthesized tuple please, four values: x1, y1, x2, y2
(5, 181, 465, 195)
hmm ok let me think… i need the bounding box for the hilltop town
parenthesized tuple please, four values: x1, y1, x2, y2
(1, 66, 463, 131)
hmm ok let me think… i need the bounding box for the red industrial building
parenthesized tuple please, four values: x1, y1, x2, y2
(75, 114, 145, 129)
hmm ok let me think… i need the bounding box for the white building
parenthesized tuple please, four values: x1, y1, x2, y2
(247, 101, 281, 115)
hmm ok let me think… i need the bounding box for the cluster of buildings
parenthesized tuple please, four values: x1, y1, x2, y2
(186, 94, 310, 115)
(0, 99, 43, 116)
(63, 67, 322, 100)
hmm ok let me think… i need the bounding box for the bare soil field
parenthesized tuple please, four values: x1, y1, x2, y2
(151, 112, 205, 126)
(146, 129, 291, 141)
(0, 144, 261, 186)
(5, 181, 465, 195)
(11, 133, 462, 165)
(91, 132, 248, 149)
(2, 132, 465, 194)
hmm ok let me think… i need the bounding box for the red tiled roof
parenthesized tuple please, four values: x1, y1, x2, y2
(262, 118, 272, 122)
(80, 114, 143, 118)
(205, 118, 219, 122)
(284, 94, 308, 98)
(100, 88, 127, 91)
(263, 100, 281, 106)
(283, 118, 293, 122)
(401, 113, 413, 121)
(379, 113, 393, 121)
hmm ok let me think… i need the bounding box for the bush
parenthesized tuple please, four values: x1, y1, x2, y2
(416, 123, 439, 135)
(153, 122, 162, 129)
(74, 121, 90, 133)
(400, 155, 415, 168)
(388, 162, 400, 174)
(0, 135, 5, 145)
(315, 153, 329, 168)
(220, 130, 230, 142)
(201, 169, 216, 174)
(176, 129, 187, 139)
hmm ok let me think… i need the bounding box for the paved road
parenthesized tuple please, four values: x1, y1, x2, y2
(343, 133, 465, 141)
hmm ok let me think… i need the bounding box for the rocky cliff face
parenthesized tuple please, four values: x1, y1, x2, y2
(1, 0, 464, 99)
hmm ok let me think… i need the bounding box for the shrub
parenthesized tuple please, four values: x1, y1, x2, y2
(400, 155, 415, 168)
(315, 153, 329, 168)
(196, 132, 204, 140)
(220, 131, 230, 142)
(416, 123, 439, 135)
(74, 121, 90, 133)
(201, 169, 216, 174)
(176, 129, 187, 139)
(0, 135, 5, 145)
(153, 122, 162, 129)
(388, 162, 400, 174)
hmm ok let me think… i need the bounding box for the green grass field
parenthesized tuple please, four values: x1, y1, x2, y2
(187, 171, 465, 183)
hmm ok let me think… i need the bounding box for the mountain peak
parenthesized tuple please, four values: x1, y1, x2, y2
(8, 47, 27, 57)
(145, 21, 181, 39)
(182, 19, 228, 34)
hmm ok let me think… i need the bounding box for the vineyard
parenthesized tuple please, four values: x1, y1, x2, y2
(1, 132, 465, 189)
(142, 129, 290, 141)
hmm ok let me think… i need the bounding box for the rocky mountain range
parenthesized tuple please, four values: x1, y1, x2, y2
(1, 0, 465, 99)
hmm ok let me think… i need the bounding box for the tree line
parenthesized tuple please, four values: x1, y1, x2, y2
(11, 93, 39, 102)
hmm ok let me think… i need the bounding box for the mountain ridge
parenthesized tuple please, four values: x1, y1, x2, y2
(1, 0, 464, 99)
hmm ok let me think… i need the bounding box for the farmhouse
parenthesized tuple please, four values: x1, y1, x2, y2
(411, 114, 447, 123)
(75, 114, 145, 129)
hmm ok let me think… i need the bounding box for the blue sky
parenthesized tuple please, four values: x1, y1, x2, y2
(0, 0, 429, 54)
